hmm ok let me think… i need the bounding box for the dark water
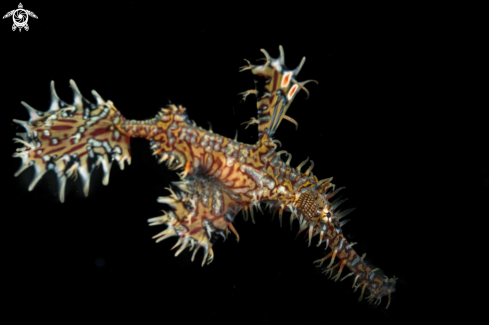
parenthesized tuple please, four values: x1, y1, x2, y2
(3, 2, 484, 323)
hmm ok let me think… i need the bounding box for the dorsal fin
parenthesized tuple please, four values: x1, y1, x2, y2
(239, 46, 317, 140)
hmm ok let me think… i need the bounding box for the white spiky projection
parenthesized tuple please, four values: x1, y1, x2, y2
(13, 46, 397, 308)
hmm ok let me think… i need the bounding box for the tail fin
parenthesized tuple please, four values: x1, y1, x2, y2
(13, 80, 131, 202)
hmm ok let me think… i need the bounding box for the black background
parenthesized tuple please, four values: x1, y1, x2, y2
(2, 1, 486, 323)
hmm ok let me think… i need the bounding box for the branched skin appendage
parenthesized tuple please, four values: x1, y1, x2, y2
(13, 46, 396, 308)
